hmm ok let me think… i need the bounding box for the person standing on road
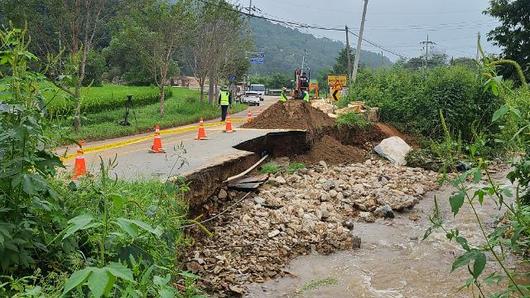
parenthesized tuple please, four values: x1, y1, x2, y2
(280, 87, 288, 103)
(218, 87, 232, 121)
(303, 90, 310, 103)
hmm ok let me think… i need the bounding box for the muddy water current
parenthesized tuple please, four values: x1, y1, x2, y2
(246, 174, 523, 297)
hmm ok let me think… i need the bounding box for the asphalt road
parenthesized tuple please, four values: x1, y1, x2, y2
(62, 96, 279, 180)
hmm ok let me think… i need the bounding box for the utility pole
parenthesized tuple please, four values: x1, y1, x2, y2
(352, 0, 369, 83)
(345, 25, 352, 79)
(380, 51, 384, 68)
(248, 0, 252, 20)
(476, 32, 481, 61)
(420, 35, 435, 68)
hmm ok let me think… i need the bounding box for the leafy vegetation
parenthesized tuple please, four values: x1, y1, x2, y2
(336, 112, 372, 129)
(343, 65, 502, 142)
(486, 0, 530, 82)
(51, 95, 246, 142)
(421, 52, 530, 296)
(259, 162, 281, 175)
(0, 26, 200, 297)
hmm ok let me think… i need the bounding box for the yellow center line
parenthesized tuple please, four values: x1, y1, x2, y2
(61, 117, 246, 161)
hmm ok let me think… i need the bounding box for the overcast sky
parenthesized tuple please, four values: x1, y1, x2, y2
(230, 0, 500, 61)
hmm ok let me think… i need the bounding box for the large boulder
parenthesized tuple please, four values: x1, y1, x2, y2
(374, 136, 411, 166)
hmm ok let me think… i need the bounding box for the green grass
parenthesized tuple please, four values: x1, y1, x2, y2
(287, 162, 306, 174)
(50, 94, 247, 142)
(45, 84, 180, 115)
(260, 162, 281, 174)
(336, 112, 372, 129)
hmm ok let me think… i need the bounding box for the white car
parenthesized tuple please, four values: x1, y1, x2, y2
(249, 84, 266, 101)
(240, 91, 261, 106)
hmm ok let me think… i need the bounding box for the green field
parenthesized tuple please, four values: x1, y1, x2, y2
(43, 85, 247, 142)
(43, 84, 179, 115)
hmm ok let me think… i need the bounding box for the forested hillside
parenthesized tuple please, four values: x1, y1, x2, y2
(249, 18, 392, 74)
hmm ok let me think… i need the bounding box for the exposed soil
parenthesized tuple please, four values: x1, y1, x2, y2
(293, 135, 367, 165)
(242, 101, 335, 131)
(375, 122, 418, 147)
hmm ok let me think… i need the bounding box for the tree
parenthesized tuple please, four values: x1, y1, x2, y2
(187, 0, 250, 104)
(332, 46, 354, 75)
(2, 0, 112, 130)
(115, 0, 191, 116)
(486, 0, 530, 80)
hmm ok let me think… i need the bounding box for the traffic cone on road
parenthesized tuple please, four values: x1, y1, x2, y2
(72, 145, 87, 180)
(247, 111, 253, 123)
(149, 125, 166, 153)
(195, 118, 208, 140)
(224, 113, 235, 133)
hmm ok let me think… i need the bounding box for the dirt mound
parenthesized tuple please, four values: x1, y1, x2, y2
(294, 135, 366, 165)
(374, 123, 417, 146)
(242, 101, 335, 131)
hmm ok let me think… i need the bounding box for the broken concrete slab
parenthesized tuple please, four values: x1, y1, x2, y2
(374, 136, 411, 166)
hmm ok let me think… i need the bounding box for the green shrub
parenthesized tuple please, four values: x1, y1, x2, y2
(346, 66, 502, 141)
(336, 112, 371, 129)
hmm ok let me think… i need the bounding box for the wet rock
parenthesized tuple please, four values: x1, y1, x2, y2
(254, 196, 265, 205)
(374, 205, 395, 219)
(359, 211, 376, 223)
(218, 189, 228, 200)
(268, 230, 280, 238)
(322, 180, 335, 191)
(342, 219, 355, 230)
(319, 160, 328, 169)
(374, 136, 411, 165)
(274, 176, 287, 184)
(351, 235, 362, 249)
(320, 193, 331, 202)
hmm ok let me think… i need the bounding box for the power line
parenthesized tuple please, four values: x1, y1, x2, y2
(347, 29, 407, 59)
(197, 0, 408, 60)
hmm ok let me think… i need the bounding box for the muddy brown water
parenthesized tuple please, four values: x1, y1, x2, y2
(245, 172, 523, 298)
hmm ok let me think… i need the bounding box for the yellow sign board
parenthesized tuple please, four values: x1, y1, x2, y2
(328, 75, 347, 101)
(327, 75, 348, 88)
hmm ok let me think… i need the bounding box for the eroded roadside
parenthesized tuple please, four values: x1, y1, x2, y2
(245, 168, 519, 298)
(183, 159, 440, 295)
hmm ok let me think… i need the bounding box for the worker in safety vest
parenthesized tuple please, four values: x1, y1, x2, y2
(218, 87, 232, 121)
(303, 90, 310, 103)
(280, 87, 288, 103)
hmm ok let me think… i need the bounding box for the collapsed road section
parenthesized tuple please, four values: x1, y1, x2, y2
(179, 100, 440, 296)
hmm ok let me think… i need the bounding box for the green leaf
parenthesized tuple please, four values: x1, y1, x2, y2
(114, 218, 139, 238)
(108, 193, 126, 210)
(115, 218, 162, 238)
(63, 268, 92, 295)
(449, 191, 465, 216)
(452, 250, 477, 272)
(107, 262, 134, 282)
(472, 252, 486, 279)
(63, 214, 100, 240)
(22, 174, 35, 195)
(87, 268, 111, 298)
(492, 105, 509, 122)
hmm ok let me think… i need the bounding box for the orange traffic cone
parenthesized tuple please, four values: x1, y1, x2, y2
(149, 125, 166, 153)
(195, 118, 208, 140)
(247, 111, 253, 123)
(72, 146, 87, 180)
(224, 113, 235, 133)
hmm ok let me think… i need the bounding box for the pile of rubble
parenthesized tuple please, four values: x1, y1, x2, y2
(184, 159, 439, 295)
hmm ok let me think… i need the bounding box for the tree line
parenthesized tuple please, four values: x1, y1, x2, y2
(0, 0, 252, 129)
